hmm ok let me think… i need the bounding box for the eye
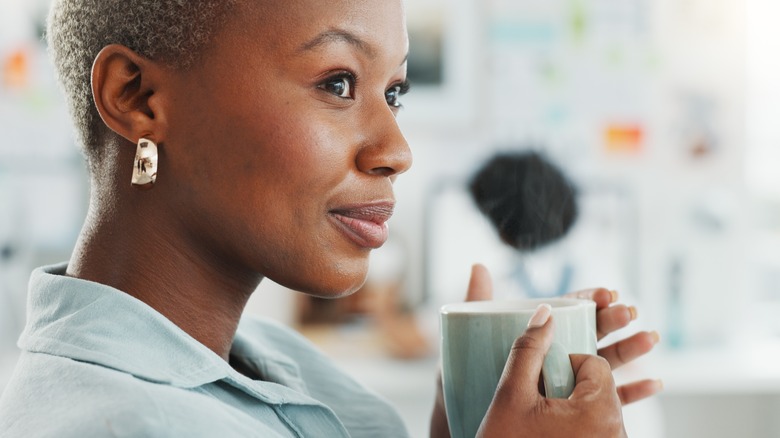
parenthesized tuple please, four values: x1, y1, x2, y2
(385, 79, 411, 108)
(319, 73, 355, 99)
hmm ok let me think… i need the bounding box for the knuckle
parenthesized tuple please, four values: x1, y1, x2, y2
(511, 334, 541, 353)
(590, 354, 611, 369)
(614, 341, 629, 365)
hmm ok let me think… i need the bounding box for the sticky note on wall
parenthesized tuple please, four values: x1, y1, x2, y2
(3, 48, 30, 91)
(604, 123, 644, 154)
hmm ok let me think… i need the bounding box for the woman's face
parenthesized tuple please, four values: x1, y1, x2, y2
(162, 0, 412, 296)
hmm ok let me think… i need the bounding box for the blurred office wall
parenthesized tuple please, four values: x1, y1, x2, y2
(0, 0, 88, 376)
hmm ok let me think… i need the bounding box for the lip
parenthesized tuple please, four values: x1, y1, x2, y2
(328, 202, 395, 249)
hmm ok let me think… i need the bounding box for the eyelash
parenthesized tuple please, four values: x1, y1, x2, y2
(318, 72, 410, 108)
(387, 79, 411, 109)
(319, 72, 356, 99)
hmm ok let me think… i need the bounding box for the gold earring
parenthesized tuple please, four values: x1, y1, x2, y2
(131, 138, 158, 189)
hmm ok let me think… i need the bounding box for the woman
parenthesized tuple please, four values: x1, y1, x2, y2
(0, 0, 660, 436)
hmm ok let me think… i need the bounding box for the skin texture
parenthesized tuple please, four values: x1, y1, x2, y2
(65, 0, 658, 434)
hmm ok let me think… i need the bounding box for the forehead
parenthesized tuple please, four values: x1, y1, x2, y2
(230, 0, 408, 56)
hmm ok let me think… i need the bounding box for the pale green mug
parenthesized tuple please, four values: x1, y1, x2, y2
(440, 298, 597, 438)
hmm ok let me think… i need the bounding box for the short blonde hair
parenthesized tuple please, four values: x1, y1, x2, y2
(47, 0, 236, 171)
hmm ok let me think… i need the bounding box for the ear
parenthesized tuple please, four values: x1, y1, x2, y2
(91, 44, 169, 145)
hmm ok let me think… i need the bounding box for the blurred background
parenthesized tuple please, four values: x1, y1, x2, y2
(2, 0, 780, 436)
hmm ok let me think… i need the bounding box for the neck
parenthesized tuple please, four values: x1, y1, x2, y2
(67, 179, 262, 361)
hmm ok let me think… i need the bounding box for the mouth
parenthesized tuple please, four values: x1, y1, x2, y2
(328, 202, 395, 249)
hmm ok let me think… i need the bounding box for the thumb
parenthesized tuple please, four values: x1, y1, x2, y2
(465, 263, 493, 302)
(494, 304, 554, 404)
(568, 354, 618, 401)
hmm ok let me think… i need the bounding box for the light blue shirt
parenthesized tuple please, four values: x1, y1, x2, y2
(0, 264, 409, 437)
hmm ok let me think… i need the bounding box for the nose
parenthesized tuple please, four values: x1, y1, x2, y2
(355, 108, 413, 178)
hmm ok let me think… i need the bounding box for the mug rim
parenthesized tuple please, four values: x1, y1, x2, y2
(441, 298, 594, 315)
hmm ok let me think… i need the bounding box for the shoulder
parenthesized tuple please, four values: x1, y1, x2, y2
(0, 352, 165, 437)
(0, 352, 273, 438)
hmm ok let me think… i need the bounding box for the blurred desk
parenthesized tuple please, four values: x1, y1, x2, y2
(622, 341, 780, 438)
(651, 341, 780, 394)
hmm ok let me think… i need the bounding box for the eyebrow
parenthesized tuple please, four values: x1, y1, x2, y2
(300, 29, 375, 57)
(299, 29, 409, 67)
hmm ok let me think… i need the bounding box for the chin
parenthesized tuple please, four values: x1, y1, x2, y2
(269, 261, 369, 299)
(310, 272, 368, 299)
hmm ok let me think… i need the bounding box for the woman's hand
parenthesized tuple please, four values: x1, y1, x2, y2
(430, 264, 661, 438)
(477, 305, 626, 437)
(563, 288, 662, 404)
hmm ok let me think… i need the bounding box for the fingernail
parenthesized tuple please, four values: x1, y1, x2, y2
(650, 331, 661, 345)
(654, 379, 664, 391)
(628, 306, 638, 321)
(527, 304, 552, 328)
(610, 290, 619, 303)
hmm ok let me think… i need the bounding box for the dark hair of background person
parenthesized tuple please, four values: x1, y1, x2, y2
(468, 150, 579, 251)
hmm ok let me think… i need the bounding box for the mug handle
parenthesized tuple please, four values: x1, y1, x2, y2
(542, 342, 575, 399)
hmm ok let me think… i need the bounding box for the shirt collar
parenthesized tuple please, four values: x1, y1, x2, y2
(19, 263, 234, 388)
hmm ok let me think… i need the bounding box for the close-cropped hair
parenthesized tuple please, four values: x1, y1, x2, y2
(46, 0, 237, 172)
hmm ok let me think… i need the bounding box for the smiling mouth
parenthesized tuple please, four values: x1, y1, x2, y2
(329, 203, 394, 249)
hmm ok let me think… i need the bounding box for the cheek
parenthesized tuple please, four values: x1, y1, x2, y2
(250, 117, 354, 191)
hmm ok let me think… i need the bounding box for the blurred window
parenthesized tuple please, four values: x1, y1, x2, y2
(746, 0, 780, 200)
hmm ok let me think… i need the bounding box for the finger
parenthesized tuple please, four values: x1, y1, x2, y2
(565, 288, 616, 310)
(617, 379, 664, 405)
(569, 354, 626, 435)
(568, 354, 618, 401)
(465, 263, 493, 302)
(598, 331, 660, 370)
(494, 304, 554, 403)
(596, 304, 637, 340)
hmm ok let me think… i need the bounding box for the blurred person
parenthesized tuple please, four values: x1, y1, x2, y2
(469, 150, 579, 254)
(0, 0, 660, 436)
(468, 150, 578, 298)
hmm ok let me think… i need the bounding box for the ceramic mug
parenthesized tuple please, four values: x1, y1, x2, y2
(440, 298, 597, 438)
